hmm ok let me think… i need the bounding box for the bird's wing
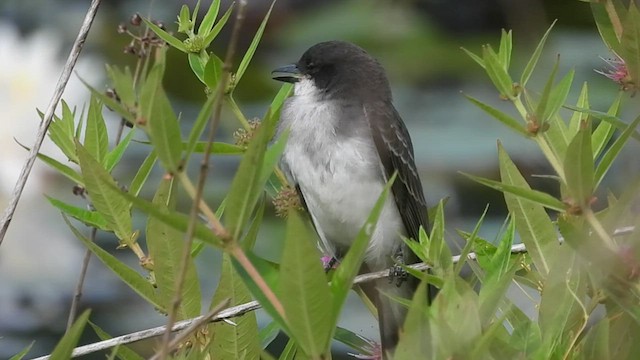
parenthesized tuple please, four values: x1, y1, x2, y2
(363, 102, 429, 241)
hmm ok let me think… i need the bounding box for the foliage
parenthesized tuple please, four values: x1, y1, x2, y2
(11, 0, 640, 359)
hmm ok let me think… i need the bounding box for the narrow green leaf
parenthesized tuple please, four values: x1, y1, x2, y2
(483, 45, 514, 98)
(242, 196, 265, 250)
(178, 5, 192, 33)
(328, 173, 396, 336)
(278, 339, 298, 360)
(142, 18, 187, 52)
(595, 114, 640, 187)
(65, 216, 163, 311)
(77, 141, 133, 244)
(16, 141, 84, 186)
(429, 200, 451, 270)
(499, 29, 512, 70)
(106, 65, 136, 110)
(209, 254, 260, 360)
(49, 310, 91, 360)
(203, 3, 235, 48)
(183, 94, 216, 164)
(395, 279, 432, 360)
(546, 69, 574, 122)
(564, 126, 594, 206)
(454, 206, 489, 275)
(620, 3, 640, 84)
(129, 150, 157, 197)
(592, 92, 622, 160)
(333, 327, 375, 356)
(569, 82, 589, 136)
(498, 142, 557, 277)
(89, 321, 145, 360)
(225, 104, 280, 240)
(105, 128, 135, 172)
(233, 1, 275, 87)
(78, 76, 136, 125)
(461, 172, 566, 211)
(565, 106, 640, 142)
(146, 178, 201, 319)
(203, 53, 224, 89)
(534, 55, 560, 125)
(84, 96, 109, 164)
(266, 83, 293, 120)
(198, 0, 221, 35)
(259, 321, 280, 349)
(46, 195, 108, 230)
(461, 47, 485, 69)
(8, 342, 34, 360)
(591, 2, 622, 55)
(48, 107, 78, 163)
(192, 141, 244, 155)
(188, 52, 207, 84)
(465, 95, 528, 136)
(520, 20, 556, 87)
(140, 62, 182, 173)
(111, 183, 222, 247)
(279, 210, 332, 358)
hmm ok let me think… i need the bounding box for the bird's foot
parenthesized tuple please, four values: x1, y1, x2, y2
(388, 263, 408, 287)
(322, 256, 338, 272)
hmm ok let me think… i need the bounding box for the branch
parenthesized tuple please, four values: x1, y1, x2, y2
(0, 0, 102, 246)
(33, 225, 636, 359)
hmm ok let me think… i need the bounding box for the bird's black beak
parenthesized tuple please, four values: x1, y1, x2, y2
(272, 64, 302, 83)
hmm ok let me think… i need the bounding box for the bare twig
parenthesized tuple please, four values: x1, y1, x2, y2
(148, 299, 230, 360)
(156, 2, 247, 359)
(0, 0, 102, 246)
(66, 228, 97, 331)
(33, 225, 638, 359)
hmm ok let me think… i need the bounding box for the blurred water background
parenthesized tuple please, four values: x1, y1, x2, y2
(1, 0, 638, 358)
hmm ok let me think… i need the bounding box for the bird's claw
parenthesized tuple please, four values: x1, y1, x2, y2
(388, 264, 408, 287)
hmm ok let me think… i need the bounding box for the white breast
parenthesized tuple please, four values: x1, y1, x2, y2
(278, 79, 405, 269)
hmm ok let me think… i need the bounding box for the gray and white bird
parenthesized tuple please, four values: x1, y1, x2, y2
(272, 40, 430, 357)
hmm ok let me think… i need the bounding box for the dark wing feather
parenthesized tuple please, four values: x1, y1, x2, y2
(363, 102, 429, 242)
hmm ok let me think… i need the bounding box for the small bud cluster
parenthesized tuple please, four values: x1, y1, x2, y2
(117, 13, 167, 58)
(273, 185, 304, 218)
(233, 119, 261, 148)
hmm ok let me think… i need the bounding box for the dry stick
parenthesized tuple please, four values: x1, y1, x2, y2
(66, 228, 97, 331)
(155, 2, 248, 359)
(148, 298, 231, 360)
(0, 0, 102, 246)
(33, 225, 637, 359)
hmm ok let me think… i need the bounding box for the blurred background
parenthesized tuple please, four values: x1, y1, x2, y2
(0, 0, 637, 358)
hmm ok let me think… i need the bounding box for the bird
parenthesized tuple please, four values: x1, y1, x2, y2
(272, 40, 430, 357)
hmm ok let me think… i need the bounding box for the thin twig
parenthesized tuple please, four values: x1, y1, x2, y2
(34, 225, 638, 359)
(148, 298, 230, 360)
(66, 228, 96, 331)
(0, 0, 102, 246)
(156, 2, 247, 359)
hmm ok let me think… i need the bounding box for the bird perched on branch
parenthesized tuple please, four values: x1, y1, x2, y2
(272, 40, 431, 358)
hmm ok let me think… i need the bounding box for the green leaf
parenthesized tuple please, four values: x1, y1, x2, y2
(498, 29, 512, 70)
(242, 195, 265, 250)
(8, 342, 34, 360)
(279, 210, 332, 358)
(192, 141, 244, 155)
(203, 53, 224, 89)
(89, 321, 145, 360)
(198, 0, 221, 35)
(564, 125, 594, 206)
(482, 45, 514, 99)
(178, 5, 192, 33)
(84, 95, 109, 164)
(225, 105, 280, 240)
(592, 92, 622, 160)
(333, 327, 375, 356)
(16, 141, 84, 186)
(111, 184, 222, 247)
(498, 142, 557, 277)
(203, 3, 234, 48)
(106, 65, 136, 110)
(461, 172, 565, 211)
(143, 18, 187, 52)
(188, 52, 207, 84)
(259, 321, 280, 349)
(534, 55, 560, 126)
(565, 106, 640, 142)
(328, 173, 396, 338)
(46, 195, 108, 230)
(461, 47, 485, 69)
(146, 178, 201, 319)
(140, 62, 183, 173)
(569, 82, 589, 137)
(209, 254, 260, 360)
(620, 3, 640, 84)
(76, 141, 133, 244)
(465, 95, 527, 136)
(233, 0, 275, 87)
(64, 216, 164, 311)
(546, 68, 574, 124)
(266, 83, 293, 119)
(48, 101, 78, 163)
(183, 94, 216, 164)
(520, 20, 556, 87)
(49, 310, 91, 360)
(595, 113, 640, 188)
(591, 2, 622, 55)
(429, 200, 452, 270)
(129, 150, 157, 197)
(105, 128, 135, 172)
(79, 76, 136, 125)
(394, 279, 433, 360)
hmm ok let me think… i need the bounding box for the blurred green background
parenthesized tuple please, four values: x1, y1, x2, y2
(1, 0, 636, 358)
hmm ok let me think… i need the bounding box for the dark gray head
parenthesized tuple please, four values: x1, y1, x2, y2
(272, 41, 392, 101)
